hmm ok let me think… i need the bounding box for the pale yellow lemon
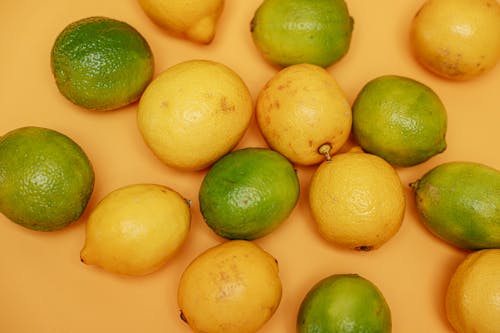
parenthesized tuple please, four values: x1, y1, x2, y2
(309, 149, 405, 250)
(410, 0, 500, 80)
(177, 240, 282, 333)
(138, 0, 224, 44)
(256, 63, 352, 166)
(446, 249, 500, 333)
(80, 184, 190, 276)
(137, 60, 253, 171)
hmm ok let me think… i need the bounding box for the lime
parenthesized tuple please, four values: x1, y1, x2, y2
(51, 16, 154, 111)
(297, 274, 392, 333)
(352, 75, 447, 166)
(411, 161, 500, 250)
(80, 184, 191, 276)
(177, 240, 282, 333)
(250, 0, 354, 67)
(0, 126, 94, 231)
(199, 147, 300, 240)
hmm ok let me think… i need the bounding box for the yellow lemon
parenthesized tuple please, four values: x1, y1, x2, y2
(80, 184, 190, 276)
(410, 0, 500, 80)
(137, 60, 253, 171)
(256, 63, 352, 166)
(138, 0, 225, 44)
(445, 249, 500, 333)
(309, 149, 405, 250)
(177, 240, 282, 333)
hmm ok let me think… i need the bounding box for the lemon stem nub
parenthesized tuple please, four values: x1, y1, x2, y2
(318, 143, 333, 161)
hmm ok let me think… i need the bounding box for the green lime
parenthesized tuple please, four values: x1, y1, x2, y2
(411, 161, 500, 250)
(0, 127, 95, 231)
(297, 274, 392, 333)
(250, 0, 354, 67)
(352, 75, 447, 166)
(51, 16, 154, 111)
(199, 147, 299, 240)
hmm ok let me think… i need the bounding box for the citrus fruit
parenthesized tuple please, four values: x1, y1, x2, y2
(0, 126, 94, 231)
(80, 184, 190, 276)
(352, 75, 447, 166)
(137, 59, 253, 171)
(256, 63, 352, 166)
(177, 240, 282, 333)
(411, 161, 500, 250)
(309, 148, 405, 250)
(297, 274, 392, 333)
(445, 249, 500, 333)
(199, 147, 299, 240)
(51, 16, 154, 111)
(138, 0, 224, 44)
(410, 0, 500, 80)
(251, 0, 354, 67)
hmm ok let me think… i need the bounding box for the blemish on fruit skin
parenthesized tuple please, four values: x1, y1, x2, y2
(356, 245, 373, 251)
(220, 96, 235, 112)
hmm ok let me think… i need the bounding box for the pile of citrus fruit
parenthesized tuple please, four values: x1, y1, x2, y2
(1, 0, 499, 332)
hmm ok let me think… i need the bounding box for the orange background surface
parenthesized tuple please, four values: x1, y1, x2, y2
(0, 1, 499, 332)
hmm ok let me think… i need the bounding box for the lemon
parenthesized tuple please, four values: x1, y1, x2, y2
(256, 63, 352, 166)
(411, 161, 500, 250)
(446, 249, 500, 333)
(80, 184, 190, 276)
(352, 75, 447, 166)
(137, 59, 253, 171)
(199, 147, 299, 240)
(51, 16, 154, 111)
(251, 0, 354, 67)
(138, 0, 224, 44)
(410, 0, 500, 80)
(309, 149, 405, 250)
(177, 240, 282, 333)
(0, 127, 94, 231)
(297, 274, 392, 333)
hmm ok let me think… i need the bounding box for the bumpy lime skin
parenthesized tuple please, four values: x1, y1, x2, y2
(297, 274, 392, 333)
(0, 127, 95, 231)
(51, 16, 154, 111)
(199, 147, 299, 240)
(412, 161, 500, 250)
(352, 75, 447, 166)
(251, 0, 354, 68)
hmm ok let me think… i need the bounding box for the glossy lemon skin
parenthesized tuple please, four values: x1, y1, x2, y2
(256, 63, 352, 166)
(138, 0, 224, 44)
(446, 249, 500, 333)
(137, 60, 253, 171)
(177, 240, 282, 333)
(309, 150, 406, 250)
(80, 184, 191, 276)
(410, 0, 500, 80)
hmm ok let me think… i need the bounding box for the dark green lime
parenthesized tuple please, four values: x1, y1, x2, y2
(0, 126, 95, 231)
(199, 147, 299, 240)
(297, 274, 392, 333)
